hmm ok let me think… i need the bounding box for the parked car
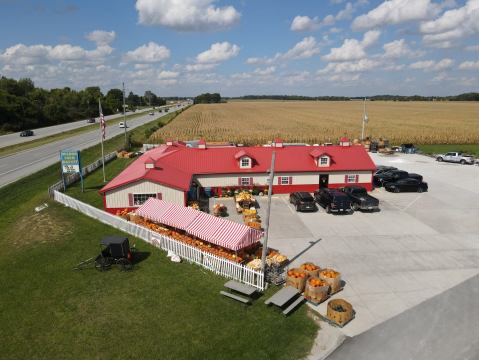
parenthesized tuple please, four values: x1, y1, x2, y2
(289, 192, 317, 212)
(374, 166, 397, 176)
(314, 188, 352, 214)
(340, 186, 379, 211)
(436, 152, 475, 165)
(118, 122, 128, 128)
(87, 117, 96, 123)
(384, 178, 428, 193)
(400, 144, 417, 154)
(19, 130, 34, 137)
(374, 170, 423, 186)
(149, 112, 154, 115)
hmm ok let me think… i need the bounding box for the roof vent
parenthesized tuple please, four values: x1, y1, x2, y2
(274, 138, 283, 148)
(198, 139, 206, 149)
(339, 137, 351, 147)
(166, 139, 173, 146)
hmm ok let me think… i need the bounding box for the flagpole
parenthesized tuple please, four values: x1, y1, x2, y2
(361, 97, 367, 141)
(99, 98, 106, 182)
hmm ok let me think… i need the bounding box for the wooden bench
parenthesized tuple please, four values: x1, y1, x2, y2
(220, 291, 251, 304)
(283, 295, 305, 316)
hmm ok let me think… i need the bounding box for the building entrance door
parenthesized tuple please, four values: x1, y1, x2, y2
(319, 174, 329, 188)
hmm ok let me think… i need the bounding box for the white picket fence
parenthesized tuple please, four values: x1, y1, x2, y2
(53, 191, 265, 290)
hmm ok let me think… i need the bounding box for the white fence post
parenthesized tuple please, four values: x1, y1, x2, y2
(52, 190, 265, 290)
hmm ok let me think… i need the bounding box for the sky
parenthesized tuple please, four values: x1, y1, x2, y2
(0, 0, 478, 97)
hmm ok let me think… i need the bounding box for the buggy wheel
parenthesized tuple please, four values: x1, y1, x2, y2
(118, 258, 133, 271)
(95, 257, 111, 271)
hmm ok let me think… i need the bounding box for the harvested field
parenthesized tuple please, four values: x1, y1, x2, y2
(149, 101, 479, 145)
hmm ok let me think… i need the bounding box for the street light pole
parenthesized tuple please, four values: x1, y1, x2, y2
(361, 97, 368, 141)
(123, 82, 127, 149)
(260, 151, 276, 272)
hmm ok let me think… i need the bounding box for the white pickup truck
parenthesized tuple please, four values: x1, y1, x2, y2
(436, 152, 475, 165)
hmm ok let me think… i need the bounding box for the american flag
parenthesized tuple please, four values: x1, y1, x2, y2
(99, 99, 105, 140)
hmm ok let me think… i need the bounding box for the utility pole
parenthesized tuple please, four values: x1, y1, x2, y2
(123, 82, 127, 149)
(260, 151, 276, 272)
(361, 97, 368, 141)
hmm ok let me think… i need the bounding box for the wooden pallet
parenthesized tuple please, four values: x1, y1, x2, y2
(317, 311, 355, 328)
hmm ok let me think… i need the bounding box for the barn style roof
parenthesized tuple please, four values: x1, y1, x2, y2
(100, 141, 375, 193)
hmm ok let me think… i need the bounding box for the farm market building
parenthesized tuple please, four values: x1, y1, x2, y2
(99, 139, 376, 213)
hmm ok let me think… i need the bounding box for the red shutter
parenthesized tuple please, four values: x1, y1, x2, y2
(128, 193, 133, 206)
(157, 193, 162, 200)
(238, 177, 242, 185)
(249, 177, 253, 186)
(344, 175, 348, 184)
(355, 175, 359, 183)
(289, 176, 293, 185)
(277, 177, 281, 185)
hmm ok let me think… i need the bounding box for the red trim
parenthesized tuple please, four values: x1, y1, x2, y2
(157, 192, 162, 200)
(355, 174, 359, 183)
(249, 177, 253, 186)
(102, 194, 107, 208)
(289, 176, 293, 185)
(344, 174, 348, 183)
(128, 193, 133, 206)
(238, 177, 241, 185)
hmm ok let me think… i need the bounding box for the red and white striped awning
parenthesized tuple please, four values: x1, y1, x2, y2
(135, 198, 262, 251)
(135, 197, 173, 223)
(210, 221, 262, 251)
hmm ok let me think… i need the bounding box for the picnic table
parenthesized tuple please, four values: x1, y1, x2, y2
(224, 280, 257, 297)
(265, 286, 304, 315)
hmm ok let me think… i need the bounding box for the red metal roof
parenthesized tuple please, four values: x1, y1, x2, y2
(100, 142, 375, 193)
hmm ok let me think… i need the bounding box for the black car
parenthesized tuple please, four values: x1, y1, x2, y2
(374, 170, 423, 186)
(384, 178, 428, 193)
(314, 188, 352, 214)
(87, 117, 96, 123)
(19, 130, 34, 137)
(340, 186, 379, 211)
(289, 192, 317, 212)
(374, 166, 397, 176)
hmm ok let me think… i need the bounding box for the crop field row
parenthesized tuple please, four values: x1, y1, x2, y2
(149, 101, 479, 145)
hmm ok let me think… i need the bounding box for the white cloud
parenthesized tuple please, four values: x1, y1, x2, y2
(409, 58, 454, 71)
(85, 30, 116, 46)
(382, 39, 423, 58)
(458, 60, 479, 70)
(253, 66, 276, 75)
(246, 37, 320, 65)
(123, 42, 170, 63)
(196, 42, 240, 63)
(420, 0, 479, 48)
(352, 0, 437, 30)
(135, 0, 240, 31)
(290, 2, 353, 31)
(283, 36, 320, 59)
(185, 63, 218, 72)
(322, 30, 380, 62)
(318, 58, 380, 74)
(158, 70, 179, 79)
(465, 44, 479, 51)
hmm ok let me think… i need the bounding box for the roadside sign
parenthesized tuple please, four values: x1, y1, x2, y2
(60, 150, 83, 192)
(61, 151, 81, 173)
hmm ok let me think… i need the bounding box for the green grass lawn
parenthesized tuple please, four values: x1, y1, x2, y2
(418, 144, 479, 157)
(0, 110, 318, 359)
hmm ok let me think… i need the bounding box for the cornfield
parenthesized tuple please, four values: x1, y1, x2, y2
(149, 101, 479, 145)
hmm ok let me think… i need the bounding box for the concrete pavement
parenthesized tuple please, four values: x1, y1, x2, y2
(0, 105, 186, 188)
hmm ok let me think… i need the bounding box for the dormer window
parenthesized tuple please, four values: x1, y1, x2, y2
(318, 155, 330, 167)
(240, 157, 252, 169)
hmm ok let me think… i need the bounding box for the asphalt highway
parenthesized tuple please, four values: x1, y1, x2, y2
(0, 105, 186, 188)
(0, 108, 152, 148)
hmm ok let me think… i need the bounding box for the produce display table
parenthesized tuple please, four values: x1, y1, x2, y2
(264, 286, 299, 307)
(224, 280, 257, 297)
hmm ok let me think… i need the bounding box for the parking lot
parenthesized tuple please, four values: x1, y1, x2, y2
(211, 153, 479, 336)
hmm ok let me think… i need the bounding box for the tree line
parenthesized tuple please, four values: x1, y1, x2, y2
(194, 93, 222, 104)
(0, 76, 166, 132)
(228, 93, 479, 101)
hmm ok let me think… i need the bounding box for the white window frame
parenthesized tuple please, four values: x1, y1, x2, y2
(346, 174, 357, 183)
(240, 177, 252, 186)
(133, 193, 156, 206)
(320, 156, 329, 165)
(279, 176, 290, 185)
(240, 157, 251, 168)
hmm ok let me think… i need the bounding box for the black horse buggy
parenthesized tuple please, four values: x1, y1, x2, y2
(75, 236, 134, 271)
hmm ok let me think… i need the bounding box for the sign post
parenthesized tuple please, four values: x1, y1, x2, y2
(60, 150, 83, 192)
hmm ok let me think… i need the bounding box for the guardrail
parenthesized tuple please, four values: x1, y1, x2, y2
(48, 151, 117, 197)
(53, 190, 265, 290)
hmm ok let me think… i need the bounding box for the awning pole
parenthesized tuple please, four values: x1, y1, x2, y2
(260, 151, 276, 271)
